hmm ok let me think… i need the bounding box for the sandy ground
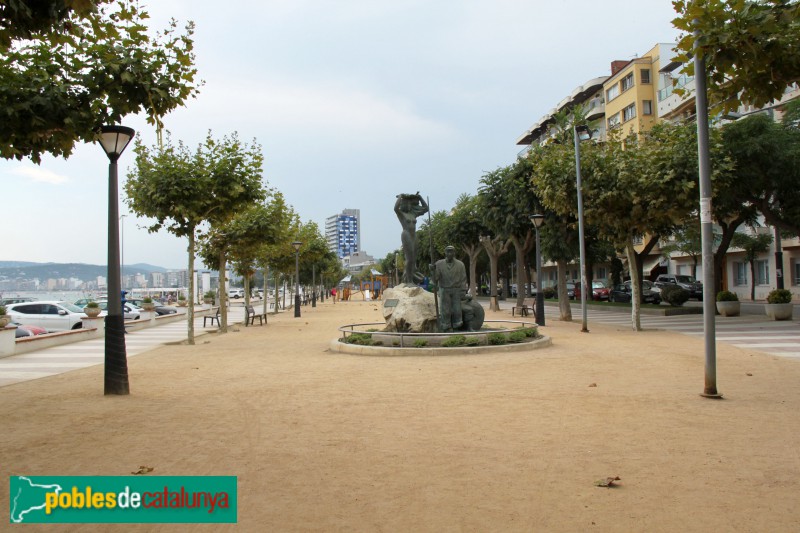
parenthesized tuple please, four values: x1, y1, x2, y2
(1, 299, 799, 532)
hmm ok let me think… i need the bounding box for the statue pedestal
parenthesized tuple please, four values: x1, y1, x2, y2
(381, 284, 437, 333)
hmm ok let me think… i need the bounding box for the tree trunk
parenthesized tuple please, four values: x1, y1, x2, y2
(510, 232, 534, 309)
(557, 260, 572, 321)
(480, 236, 510, 311)
(187, 231, 196, 345)
(749, 260, 756, 301)
(262, 265, 269, 320)
(218, 252, 228, 333)
(461, 243, 483, 297)
(626, 240, 642, 331)
(274, 271, 281, 313)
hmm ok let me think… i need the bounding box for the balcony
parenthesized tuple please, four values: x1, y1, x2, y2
(585, 97, 605, 121)
(658, 74, 696, 120)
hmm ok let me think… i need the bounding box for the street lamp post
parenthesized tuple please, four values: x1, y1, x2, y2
(529, 214, 546, 327)
(573, 124, 591, 333)
(120, 214, 127, 289)
(292, 241, 302, 317)
(98, 125, 135, 395)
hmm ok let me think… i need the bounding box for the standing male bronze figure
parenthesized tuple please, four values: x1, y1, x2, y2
(432, 245, 467, 331)
(394, 192, 429, 284)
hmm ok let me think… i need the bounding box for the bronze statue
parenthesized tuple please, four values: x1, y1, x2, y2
(460, 294, 485, 332)
(394, 192, 429, 284)
(431, 245, 467, 331)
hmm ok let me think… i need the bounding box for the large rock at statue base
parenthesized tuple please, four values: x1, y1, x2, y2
(382, 284, 438, 333)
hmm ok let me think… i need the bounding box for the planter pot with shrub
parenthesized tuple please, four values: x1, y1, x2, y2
(715, 290, 740, 317)
(0, 305, 9, 327)
(660, 285, 690, 307)
(765, 289, 793, 321)
(83, 302, 102, 318)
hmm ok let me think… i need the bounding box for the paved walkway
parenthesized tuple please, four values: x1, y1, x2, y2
(0, 306, 251, 388)
(495, 299, 800, 359)
(2, 299, 797, 388)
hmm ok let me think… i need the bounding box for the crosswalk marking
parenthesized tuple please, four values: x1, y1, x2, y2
(540, 305, 800, 359)
(0, 308, 249, 387)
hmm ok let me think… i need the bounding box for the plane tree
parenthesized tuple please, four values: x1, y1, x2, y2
(444, 194, 489, 298)
(126, 132, 266, 342)
(672, 0, 800, 115)
(1, 0, 200, 162)
(731, 231, 774, 301)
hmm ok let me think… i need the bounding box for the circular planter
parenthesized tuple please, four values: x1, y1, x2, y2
(0, 315, 11, 327)
(83, 307, 102, 318)
(177, 300, 188, 307)
(715, 300, 740, 317)
(765, 303, 793, 321)
(141, 303, 156, 311)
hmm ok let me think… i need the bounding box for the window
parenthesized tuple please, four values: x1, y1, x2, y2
(642, 100, 653, 115)
(641, 69, 651, 84)
(632, 235, 644, 245)
(794, 261, 800, 285)
(606, 84, 620, 102)
(596, 267, 607, 280)
(734, 262, 747, 286)
(607, 113, 620, 129)
(756, 260, 769, 285)
(622, 103, 636, 122)
(621, 73, 635, 92)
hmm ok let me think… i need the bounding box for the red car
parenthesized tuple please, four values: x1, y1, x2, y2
(573, 281, 610, 301)
(14, 323, 48, 338)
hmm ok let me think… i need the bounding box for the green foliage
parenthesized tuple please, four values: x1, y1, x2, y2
(413, 339, 428, 348)
(660, 285, 690, 307)
(542, 287, 556, 299)
(487, 332, 507, 345)
(0, 0, 201, 162)
(85, 301, 100, 308)
(508, 331, 527, 343)
(465, 336, 480, 346)
(767, 289, 792, 304)
(0, 305, 6, 315)
(441, 335, 467, 347)
(519, 327, 537, 338)
(716, 290, 738, 302)
(202, 292, 214, 300)
(672, 0, 800, 114)
(345, 333, 374, 345)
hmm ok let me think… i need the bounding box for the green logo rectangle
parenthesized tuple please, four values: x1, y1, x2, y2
(10, 476, 237, 523)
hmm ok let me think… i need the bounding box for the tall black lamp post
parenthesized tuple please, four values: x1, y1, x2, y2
(98, 125, 135, 395)
(292, 241, 302, 317)
(529, 214, 546, 327)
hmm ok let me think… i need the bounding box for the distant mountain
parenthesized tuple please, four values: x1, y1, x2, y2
(0, 261, 43, 268)
(0, 261, 172, 281)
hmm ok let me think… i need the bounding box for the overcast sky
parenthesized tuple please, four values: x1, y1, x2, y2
(1, 0, 682, 270)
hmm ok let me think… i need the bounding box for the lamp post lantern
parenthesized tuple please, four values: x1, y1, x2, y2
(292, 241, 302, 317)
(573, 124, 591, 333)
(98, 124, 135, 395)
(529, 214, 546, 327)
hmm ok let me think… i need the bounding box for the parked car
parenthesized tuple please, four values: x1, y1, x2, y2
(126, 298, 178, 316)
(654, 274, 703, 300)
(566, 282, 576, 300)
(573, 281, 610, 301)
(228, 288, 245, 299)
(78, 300, 142, 320)
(1, 297, 36, 306)
(4, 301, 99, 332)
(13, 323, 48, 338)
(609, 281, 662, 304)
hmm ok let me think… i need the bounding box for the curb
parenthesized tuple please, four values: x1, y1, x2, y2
(328, 335, 552, 356)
